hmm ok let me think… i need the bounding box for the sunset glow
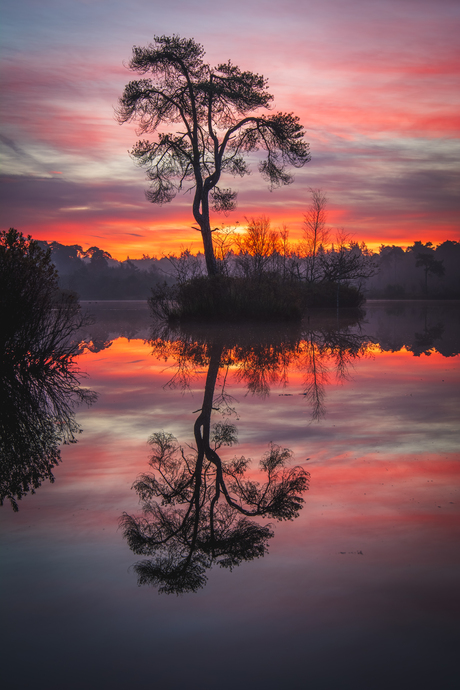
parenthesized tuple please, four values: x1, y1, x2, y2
(1, 0, 459, 259)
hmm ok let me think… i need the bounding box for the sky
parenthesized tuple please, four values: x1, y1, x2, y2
(1, 0, 459, 259)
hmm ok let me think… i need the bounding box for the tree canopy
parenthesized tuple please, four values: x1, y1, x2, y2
(117, 35, 311, 275)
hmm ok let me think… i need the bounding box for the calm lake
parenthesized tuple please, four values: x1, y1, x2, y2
(1, 300, 459, 689)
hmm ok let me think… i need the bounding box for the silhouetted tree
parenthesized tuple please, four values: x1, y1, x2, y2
(0, 229, 96, 510)
(319, 232, 377, 307)
(301, 188, 330, 282)
(87, 247, 111, 271)
(117, 35, 310, 276)
(1, 228, 59, 342)
(235, 216, 281, 279)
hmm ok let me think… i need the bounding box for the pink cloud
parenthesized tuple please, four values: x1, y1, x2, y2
(1, 0, 458, 257)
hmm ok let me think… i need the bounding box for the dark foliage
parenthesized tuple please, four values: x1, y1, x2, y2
(121, 428, 308, 594)
(0, 229, 96, 510)
(149, 274, 364, 322)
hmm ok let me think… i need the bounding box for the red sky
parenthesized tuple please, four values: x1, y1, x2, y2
(1, 0, 459, 259)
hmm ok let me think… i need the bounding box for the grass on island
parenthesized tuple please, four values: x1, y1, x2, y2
(149, 274, 365, 322)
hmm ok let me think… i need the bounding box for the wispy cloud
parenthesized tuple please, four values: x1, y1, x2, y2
(1, 0, 459, 257)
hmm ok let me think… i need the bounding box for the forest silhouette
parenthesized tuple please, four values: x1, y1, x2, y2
(35, 235, 460, 303)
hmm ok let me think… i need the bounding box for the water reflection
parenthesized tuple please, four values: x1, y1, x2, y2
(366, 301, 460, 357)
(77, 299, 460, 359)
(0, 295, 96, 510)
(121, 312, 371, 593)
(2, 301, 458, 687)
(120, 430, 307, 594)
(151, 312, 371, 420)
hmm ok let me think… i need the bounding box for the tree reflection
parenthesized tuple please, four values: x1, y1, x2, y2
(0, 306, 96, 510)
(151, 313, 371, 421)
(121, 314, 370, 594)
(298, 315, 371, 420)
(120, 429, 306, 594)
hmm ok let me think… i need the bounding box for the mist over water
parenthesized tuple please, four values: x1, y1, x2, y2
(1, 301, 459, 689)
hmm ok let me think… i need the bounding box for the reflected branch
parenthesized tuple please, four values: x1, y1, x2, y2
(149, 314, 373, 421)
(120, 425, 303, 594)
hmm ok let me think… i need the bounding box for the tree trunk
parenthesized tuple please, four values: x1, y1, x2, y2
(194, 341, 224, 456)
(200, 219, 219, 277)
(194, 188, 218, 277)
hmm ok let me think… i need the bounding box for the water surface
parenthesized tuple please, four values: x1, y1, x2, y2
(1, 301, 459, 689)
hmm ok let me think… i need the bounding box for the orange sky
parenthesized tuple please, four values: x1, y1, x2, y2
(1, 0, 459, 260)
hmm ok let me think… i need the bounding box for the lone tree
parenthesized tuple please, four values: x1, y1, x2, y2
(302, 188, 330, 282)
(117, 35, 311, 276)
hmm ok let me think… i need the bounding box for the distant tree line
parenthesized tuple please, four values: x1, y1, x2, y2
(366, 240, 460, 298)
(35, 232, 459, 302)
(31, 187, 459, 302)
(35, 241, 172, 300)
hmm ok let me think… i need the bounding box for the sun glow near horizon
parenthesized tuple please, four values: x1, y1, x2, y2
(27, 213, 457, 261)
